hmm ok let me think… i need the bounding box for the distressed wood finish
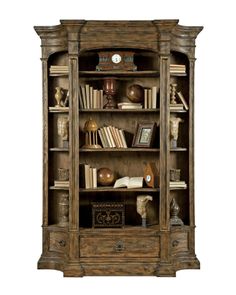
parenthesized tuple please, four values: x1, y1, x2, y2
(35, 19, 202, 277)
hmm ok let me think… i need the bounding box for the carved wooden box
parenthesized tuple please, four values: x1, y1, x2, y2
(92, 202, 125, 228)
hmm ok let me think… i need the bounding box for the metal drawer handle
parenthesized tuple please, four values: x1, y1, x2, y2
(172, 240, 179, 247)
(59, 239, 66, 247)
(114, 241, 125, 252)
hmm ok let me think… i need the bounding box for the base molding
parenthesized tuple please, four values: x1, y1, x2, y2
(38, 255, 200, 277)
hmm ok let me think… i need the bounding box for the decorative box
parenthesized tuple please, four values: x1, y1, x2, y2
(92, 202, 125, 228)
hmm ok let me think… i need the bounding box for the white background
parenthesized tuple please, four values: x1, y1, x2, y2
(0, 0, 235, 294)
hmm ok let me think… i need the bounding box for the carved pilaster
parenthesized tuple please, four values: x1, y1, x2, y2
(153, 20, 178, 232)
(189, 58, 196, 227)
(41, 57, 49, 227)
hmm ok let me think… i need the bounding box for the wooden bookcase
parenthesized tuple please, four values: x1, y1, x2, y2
(35, 20, 203, 277)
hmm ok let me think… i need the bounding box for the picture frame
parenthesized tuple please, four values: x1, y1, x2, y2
(132, 122, 156, 148)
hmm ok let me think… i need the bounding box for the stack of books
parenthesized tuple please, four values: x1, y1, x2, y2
(54, 180, 69, 188)
(170, 181, 187, 189)
(117, 102, 142, 109)
(79, 164, 97, 189)
(79, 84, 104, 109)
(49, 65, 69, 76)
(98, 126, 127, 148)
(170, 103, 184, 111)
(144, 86, 158, 109)
(170, 64, 186, 75)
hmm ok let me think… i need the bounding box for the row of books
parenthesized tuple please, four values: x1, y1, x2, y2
(144, 86, 158, 109)
(79, 85, 104, 109)
(170, 181, 187, 189)
(98, 125, 127, 148)
(170, 64, 186, 74)
(79, 164, 97, 189)
(50, 65, 69, 75)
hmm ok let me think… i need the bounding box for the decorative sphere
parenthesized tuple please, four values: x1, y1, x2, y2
(97, 167, 115, 186)
(126, 84, 144, 103)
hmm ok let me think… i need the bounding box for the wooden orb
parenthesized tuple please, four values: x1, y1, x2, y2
(126, 84, 144, 103)
(97, 168, 115, 186)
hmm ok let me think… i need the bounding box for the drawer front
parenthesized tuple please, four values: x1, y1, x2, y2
(171, 232, 188, 255)
(49, 232, 68, 253)
(80, 236, 160, 258)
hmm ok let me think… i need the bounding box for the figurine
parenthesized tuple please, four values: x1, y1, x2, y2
(170, 116, 183, 148)
(170, 197, 183, 226)
(57, 116, 69, 147)
(136, 195, 153, 227)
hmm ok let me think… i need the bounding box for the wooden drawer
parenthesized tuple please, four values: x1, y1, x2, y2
(80, 236, 160, 258)
(171, 232, 188, 255)
(49, 232, 68, 253)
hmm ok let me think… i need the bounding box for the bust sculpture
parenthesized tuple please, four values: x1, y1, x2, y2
(57, 116, 69, 147)
(136, 195, 153, 227)
(170, 116, 183, 148)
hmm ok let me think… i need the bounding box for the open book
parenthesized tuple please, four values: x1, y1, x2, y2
(113, 176, 143, 189)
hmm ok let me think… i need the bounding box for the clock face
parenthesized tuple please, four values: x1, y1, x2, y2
(145, 175, 151, 183)
(111, 54, 122, 64)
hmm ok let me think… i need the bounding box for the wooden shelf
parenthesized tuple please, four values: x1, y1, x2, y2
(170, 109, 187, 113)
(79, 187, 159, 192)
(49, 73, 68, 77)
(49, 186, 69, 190)
(170, 73, 187, 77)
(170, 187, 188, 190)
(49, 148, 69, 152)
(49, 107, 69, 113)
(170, 148, 187, 152)
(79, 108, 159, 113)
(79, 148, 160, 152)
(79, 70, 159, 77)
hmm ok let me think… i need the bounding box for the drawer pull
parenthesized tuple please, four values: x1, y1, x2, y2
(59, 240, 66, 247)
(114, 241, 125, 252)
(172, 240, 179, 247)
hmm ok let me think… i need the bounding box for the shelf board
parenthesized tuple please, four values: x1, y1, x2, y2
(80, 148, 160, 152)
(49, 186, 69, 190)
(170, 148, 187, 152)
(79, 108, 159, 113)
(170, 109, 187, 113)
(49, 73, 69, 77)
(170, 73, 187, 77)
(49, 107, 69, 113)
(79, 70, 159, 77)
(79, 187, 159, 193)
(169, 187, 188, 190)
(49, 148, 69, 152)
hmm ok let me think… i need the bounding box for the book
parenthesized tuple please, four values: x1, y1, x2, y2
(113, 176, 143, 189)
(177, 91, 189, 110)
(170, 104, 184, 110)
(117, 102, 142, 109)
(54, 180, 69, 187)
(152, 86, 157, 108)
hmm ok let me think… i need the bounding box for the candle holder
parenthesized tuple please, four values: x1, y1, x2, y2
(170, 83, 178, 104)
(103, 77, 117, 109)
(82, 118, 101, 149)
